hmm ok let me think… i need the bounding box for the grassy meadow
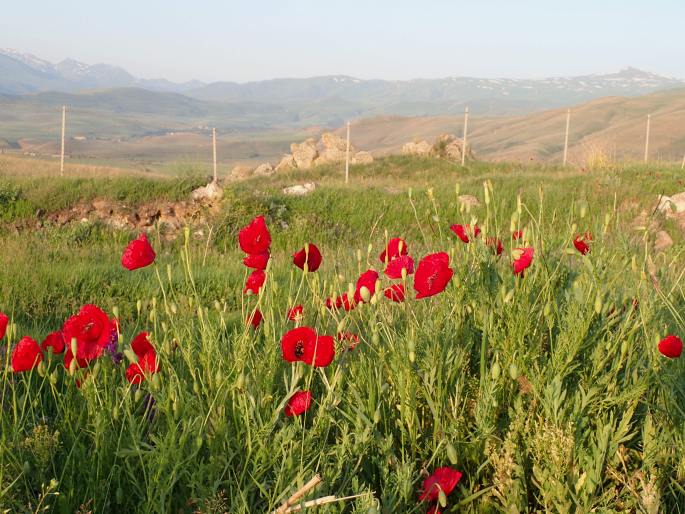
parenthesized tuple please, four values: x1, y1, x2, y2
(1, 155, 685, 513)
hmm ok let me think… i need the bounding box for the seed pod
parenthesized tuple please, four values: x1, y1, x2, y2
(446, 443, 458, 465)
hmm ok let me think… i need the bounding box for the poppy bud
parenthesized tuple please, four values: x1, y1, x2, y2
(516, 195, 522, 215)
(170, 302, 178, 315)
(124, 349, 137, 365)
(134, 388, 142, 402)
(621, 340, 629, 355)
(543, 302, 552, 317)
(193, 381, 200, 395)
(152, 373, 161, 390)
(112, 405, 119, 420)
(483, 181, 490, 205)
(372, 332, 380, 345)
(409, 351, 415, 363)
(116, 486, 124, 504)
(491, 362, 501, 380)
(580, 204, 587, 218)
(136, 300, 142, 314)
(504, 289, 514, 304)
(70, 337, 78, 359)
(408, 187, 413, 199)
(594, 295, 603, 314)
(509, 363, 519, 380)
(92, 361, 101, 379)
(50, 369, 58, 385)
(455, 182, 460, 196)
(510, 217, 517, 233)
(161, 322, 167, 333)
(370, 294, 378, 305)
(347, 283, 355, 299)
(336, 320, 346, 334)
(37, 361, 46, 377)
(112, 306, 119, 319)
(571, 222, 577, 233)
(446, 443, 458, 465)
(438, 489, 448, 508)
(214, 300, 221, 312)
(195, 436, 203, 449)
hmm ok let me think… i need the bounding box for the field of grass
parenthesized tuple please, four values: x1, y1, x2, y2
(1, 156, 685, 513)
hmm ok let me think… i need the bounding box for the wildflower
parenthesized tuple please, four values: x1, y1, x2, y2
(243, 270, 266, 295)
(121, 233, 156, 270)
(512, 230, 523, 240)
(61, 304, 118, 361)
(281, 327, 335, 367)
(285, 390, 313, 417)
(287, 305, 304, 322)
(238, 215, 271, 255)
(450, 224, 480, 243)
(658, 335, 683, 358)
(486, 237, 504, 256)
(512, 247, 534, 276)
(384, 255, 414, 279)
(419, 467, 462, 502)
(338, 331, 360, 351)
(64, 350, 89, 371)
(326, 293, 356, 312)
(573, 232, 592, 255)
(126, 332, 159, 385)
(292, 243, 322, 272)
(354, 269, 379, 303)
(247, 309, 263, 329)
(380, 237, 408, 263)
(0, 312, 8, 341)
(384, 283, 406, 302)
(243, 251, 270, 270)
(41, 331, 66, 354)
(414, 252, 453, 299)
(11, 336, 43, 373)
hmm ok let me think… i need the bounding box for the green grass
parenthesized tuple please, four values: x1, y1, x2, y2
(1, 157, 685, 513)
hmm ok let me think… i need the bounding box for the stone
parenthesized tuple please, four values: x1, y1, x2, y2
(658, 193, 685, 214)
(432, 133, 473, 161)
(275, 154, 296, 172)
(290, 138, 318, 169)
(352, 151, 374, 164)
(316, 132, 356, 165)
(401, 140, 432, 156)
(458, 195, 480, 208)
(283, 182, 316, 196)
(230, 165, 253, 180)
(253, 162, 274, 176)
(655, 230, 674, 251)
(191, 181, 224, 202)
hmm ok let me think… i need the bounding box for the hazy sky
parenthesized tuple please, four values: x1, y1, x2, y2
(2, 0, 684, 83)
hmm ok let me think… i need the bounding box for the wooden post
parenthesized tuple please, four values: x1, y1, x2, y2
(461, 107, 469, 166)
(563, 109, 571, 166)
(644, 114, 651, 163)
(345, 121, 350, 184)
(212, 127, 217, 183)
(681, 154, 685, 170)
(60, 105, 66, 176)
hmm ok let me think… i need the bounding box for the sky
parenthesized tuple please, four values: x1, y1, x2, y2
(1, 0, 684, 83)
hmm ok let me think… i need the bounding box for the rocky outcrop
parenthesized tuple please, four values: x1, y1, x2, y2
(432, 133, 473, 161)
(191, 181, 224, 202)
(230, 165, 253, 180)
(316, 132, 355, 165)
(401, 140, 432, 156)
(657, 193, 685, 214)
(291, 138, 319, 169)
(275, 154, 296, 172)
(283, 183, 316, 196)
(253, 162, 274, 176)
(353, 151, 374, 164)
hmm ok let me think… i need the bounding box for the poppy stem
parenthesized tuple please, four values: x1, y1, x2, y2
(480, 310, 489, 386)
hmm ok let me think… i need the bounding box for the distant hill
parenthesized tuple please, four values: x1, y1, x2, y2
(334, 87, 685, 164)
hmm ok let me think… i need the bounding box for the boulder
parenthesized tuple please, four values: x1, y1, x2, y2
(230, 165, 253, 180)
(191, 181, 224, 202)
(316, 132, 356, 165)
(283, 182, 316, 196)
(275, 154, 296, 172)
(458, 195, 480, 208)
(657, 193, 685, 214)
(253, 162, 274, 176)
(432, 133, 473, 161)
(291, 138, 318, 169)
(401, 140, 432, 156)
(352, 151, 374, 165)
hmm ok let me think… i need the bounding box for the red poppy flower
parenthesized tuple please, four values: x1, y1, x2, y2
(284, 390, 313, 417)
(573, 232, 592, 255)
(450, 224, 480, 243)
(384, 283, 406, 302)
(419, 467, 463, 503)
(64, 350, 89, 371)
(414, 252, 453, 299)
(486, 237, 503, 256)
(287, 305, 304, 322)
(427, 507, 441, 514)
(126, 332, 159, 385)
(0, 312, 8, 340)
(41, 331, 66, 354)
(238, 215, 271, 255)
(293, 243, 322, 272)
(512, 230, 523, 240)
(326, 293, 357, 312)
(512, 247, 534, 276)
(243, 270, 266, 295)
(338, 332, 360, 351)
(11, 336, 43, 373)
(354, 269, 379, 303)
(247, 309, 263, 329)
(61, 304, 118, 361)
(121, 233, 156, 270)
(280, 327, 335, 367)
(384, 255, 415, 279)
(380, 237, 408, 263)
(658, 335, 683, 358)
(243, 251, 270, 270)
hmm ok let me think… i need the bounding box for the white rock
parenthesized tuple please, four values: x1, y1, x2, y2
(253, 162, 274, 176)
(191, 181, 224, 202)
(283, 182, 316, 196)
(352, 151, 374, 164)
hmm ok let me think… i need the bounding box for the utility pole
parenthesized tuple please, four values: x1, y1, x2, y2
(60, 105, 66, 176)
(461, 107, 469, 166)
(644, 114, 651, 163)
(212, 127, 218, 183)
(563, 109, 571, 166)
(345, 121, 350, 184)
